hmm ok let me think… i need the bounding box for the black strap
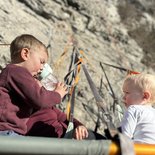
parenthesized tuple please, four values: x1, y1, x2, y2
(100, 62, 118, 113)
(64, 86, 76, 138)
(64, 49, 80, 138)
(82, 63, 135, 155)
(82, 65, 110, 119)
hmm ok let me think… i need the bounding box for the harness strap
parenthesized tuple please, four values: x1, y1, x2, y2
(65, 54, 82, 121)
(82, 63, 114, 128)
(101, 62, 140, 75)
(100, 62, 118, 113)
(81, 54, 134, 155)
(64, 48, 82, 138)
(64, 86, 76, 138)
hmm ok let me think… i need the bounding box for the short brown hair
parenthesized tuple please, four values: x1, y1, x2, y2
(10, 34, 48, 60)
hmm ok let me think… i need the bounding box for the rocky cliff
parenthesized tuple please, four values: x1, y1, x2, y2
(0, 0, 155, 134)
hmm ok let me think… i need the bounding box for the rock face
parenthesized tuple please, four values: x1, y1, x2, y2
(0, 0, 155, 134)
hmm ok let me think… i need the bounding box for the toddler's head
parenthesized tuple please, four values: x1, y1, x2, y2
(122, 73, 155, 107)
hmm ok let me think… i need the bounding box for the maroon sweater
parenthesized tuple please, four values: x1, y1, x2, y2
(0, 64, 82, 137)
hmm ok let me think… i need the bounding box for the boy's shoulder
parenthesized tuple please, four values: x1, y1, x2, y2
(4, 64, 27, 72)
(1, 64, 30, 77)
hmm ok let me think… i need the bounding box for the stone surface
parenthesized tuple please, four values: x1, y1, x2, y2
(0, 0, 155, 134)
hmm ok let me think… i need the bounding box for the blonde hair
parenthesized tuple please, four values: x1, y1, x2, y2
(10, 34, 48, 60)
(123, 73, 155, 104)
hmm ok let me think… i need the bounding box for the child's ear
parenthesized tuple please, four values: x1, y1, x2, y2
(143, 91, 151, 100)
(21, 48, 30, 60)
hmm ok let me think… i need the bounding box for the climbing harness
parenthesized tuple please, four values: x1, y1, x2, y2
(64, 47, 82, 138)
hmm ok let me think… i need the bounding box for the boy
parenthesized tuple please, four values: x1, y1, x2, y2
(121, 73, 155, 144)
(0, 34, 88, 139)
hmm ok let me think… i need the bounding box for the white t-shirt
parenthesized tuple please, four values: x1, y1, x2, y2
(121, 105, 155, 144)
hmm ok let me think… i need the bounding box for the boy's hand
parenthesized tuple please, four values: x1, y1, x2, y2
(73, 125, 88, 140)
(54, 82, 68, 98)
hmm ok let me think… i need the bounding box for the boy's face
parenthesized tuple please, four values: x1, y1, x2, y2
(122, 81, 144, 108)
(22, 46, 48, 77)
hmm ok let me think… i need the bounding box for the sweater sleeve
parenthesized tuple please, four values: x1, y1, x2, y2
(73, 118, 83, 128)
(6, 65, 61, 109)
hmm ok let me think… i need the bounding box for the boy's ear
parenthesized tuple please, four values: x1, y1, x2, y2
(20, 48, 30, 60)
(143, 91, 151, 100)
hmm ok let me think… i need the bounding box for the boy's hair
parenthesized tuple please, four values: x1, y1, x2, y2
(10, 34, 48, 60)
(124, 73, 155, 104)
